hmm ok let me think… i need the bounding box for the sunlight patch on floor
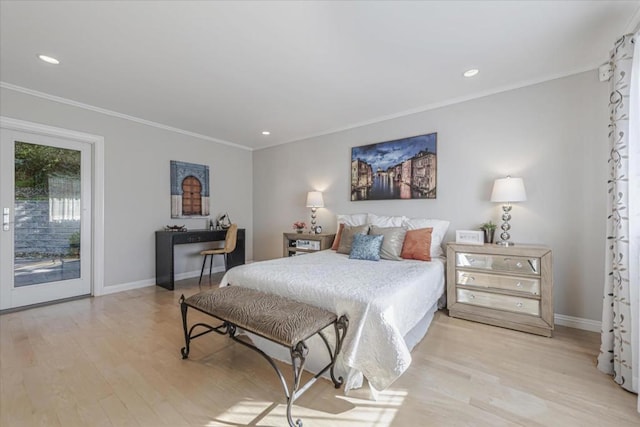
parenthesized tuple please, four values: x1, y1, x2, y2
(206, 390, 407, 426)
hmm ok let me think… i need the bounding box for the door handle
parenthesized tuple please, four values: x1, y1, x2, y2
(3, 208, 9, 231)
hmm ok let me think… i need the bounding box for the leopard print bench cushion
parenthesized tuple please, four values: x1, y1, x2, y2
(184, 286, 337, 347)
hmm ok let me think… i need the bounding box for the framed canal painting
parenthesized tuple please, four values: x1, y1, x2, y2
(351, 132, 437, 201)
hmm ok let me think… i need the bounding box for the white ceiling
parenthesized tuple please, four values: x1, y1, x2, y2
(1, 1, 639, 150)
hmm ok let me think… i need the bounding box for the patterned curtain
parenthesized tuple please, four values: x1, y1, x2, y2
(597, 32, 639, 394)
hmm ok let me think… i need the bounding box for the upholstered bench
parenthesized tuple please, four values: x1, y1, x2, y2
(179, 286, 348, 427)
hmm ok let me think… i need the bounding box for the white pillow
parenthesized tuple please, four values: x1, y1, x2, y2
(402, 217, 450, 257)
(367, 213, 407, 228)
(336, 213, 368, 231)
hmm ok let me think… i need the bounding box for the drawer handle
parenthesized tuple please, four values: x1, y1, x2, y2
(503, 257, 523, 268)
(516, 302, 523, 308)
(516, 282, 522, 287)
(469, 294, 475, 299)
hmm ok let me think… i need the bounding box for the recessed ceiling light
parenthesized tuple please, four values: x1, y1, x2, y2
(463, 69, 479, 78)
(261, 131, 271, 135)
(38, 54, 60, 65)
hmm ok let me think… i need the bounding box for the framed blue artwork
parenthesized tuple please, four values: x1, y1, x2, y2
(170, 160, 210, 218)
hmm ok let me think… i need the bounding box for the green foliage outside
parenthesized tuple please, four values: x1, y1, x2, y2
(68, 231, 81, 257)
(14, 141, 80, 199)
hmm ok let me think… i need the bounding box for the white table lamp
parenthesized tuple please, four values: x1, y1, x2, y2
(306, 191, 324, 233)
(490, 176, 527, 246)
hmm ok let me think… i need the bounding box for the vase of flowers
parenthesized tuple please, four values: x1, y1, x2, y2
(293, 221, 306, 233)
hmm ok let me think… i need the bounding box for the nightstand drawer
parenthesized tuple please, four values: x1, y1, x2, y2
(456, 253, 540, 276)
(296, 239, 321, 250)
(283, 232, 335, 257)
(456, 288, 540, 316)
(456, 270, 540, 295)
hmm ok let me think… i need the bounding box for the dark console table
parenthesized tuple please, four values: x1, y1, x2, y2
(155, 229, 245, 290)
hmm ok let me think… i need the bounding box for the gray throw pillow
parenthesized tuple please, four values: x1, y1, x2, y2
(337, 224, 369, 254)
(369, 225, 407, 261)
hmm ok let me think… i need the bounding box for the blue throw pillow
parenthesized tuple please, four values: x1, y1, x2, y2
(349, 234, 384, 261)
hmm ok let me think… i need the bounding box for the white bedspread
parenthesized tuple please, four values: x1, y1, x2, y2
(220, 250, 445, 391)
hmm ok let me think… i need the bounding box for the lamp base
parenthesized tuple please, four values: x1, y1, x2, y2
(495, 240, 515, 247)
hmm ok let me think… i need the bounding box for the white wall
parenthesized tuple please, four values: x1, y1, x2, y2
(1, 70, 609, 321)
(0, 87, 253, 291)
(253, 71, 609, 322)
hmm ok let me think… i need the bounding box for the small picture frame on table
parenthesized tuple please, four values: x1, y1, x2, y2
(455, 230, 484, 246)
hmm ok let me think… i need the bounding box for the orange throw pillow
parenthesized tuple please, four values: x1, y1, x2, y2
(331, 223, 345, 250)
(401, 227, 433, 261)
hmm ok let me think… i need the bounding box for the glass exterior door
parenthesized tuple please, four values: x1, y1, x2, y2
(0, 129, 91, 310)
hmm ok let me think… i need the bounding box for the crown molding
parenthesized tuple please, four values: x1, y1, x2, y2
(257, 65, 599, 151)
(624, 4, 640, 34)
(2, 62, 598, 153)
(0, 81, 252, 151)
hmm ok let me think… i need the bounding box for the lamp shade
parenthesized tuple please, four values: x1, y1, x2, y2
(306, 191, 324, 208)
(490, 177, 527, 202)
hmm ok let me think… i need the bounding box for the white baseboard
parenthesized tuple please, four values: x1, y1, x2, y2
(554, 314, 601, 332)
(98, 266, 225, 296)
(175, 266, 225, 281)
(98, 278, 156, 295)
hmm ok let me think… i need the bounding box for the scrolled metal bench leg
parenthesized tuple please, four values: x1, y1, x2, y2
(317, 330, 340, 388)
(227, 325, 292, 401)
(179, 295, 191, 359)
(329, 315, 349, 388)
(178, 291, 348, 427)
(287, 341, 309, 427)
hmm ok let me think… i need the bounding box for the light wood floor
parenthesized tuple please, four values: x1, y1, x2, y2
(1, 275, 638, 426)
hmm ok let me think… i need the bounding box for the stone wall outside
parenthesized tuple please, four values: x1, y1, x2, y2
(14, 200, 79, 258)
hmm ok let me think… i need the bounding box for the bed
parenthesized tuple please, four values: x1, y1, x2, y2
(219, 248, 445, 394)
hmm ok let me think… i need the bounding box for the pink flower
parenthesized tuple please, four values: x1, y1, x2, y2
(292, 221, 306, 230)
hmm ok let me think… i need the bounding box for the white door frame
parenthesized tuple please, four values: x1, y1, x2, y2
(0, 116, 105, 298)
